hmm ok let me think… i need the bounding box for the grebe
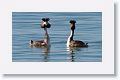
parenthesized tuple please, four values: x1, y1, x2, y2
(67, 20, 88, 47)
(30, 18, 51, 47)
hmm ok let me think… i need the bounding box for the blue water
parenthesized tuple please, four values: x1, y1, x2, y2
(12, 12, 102, 62)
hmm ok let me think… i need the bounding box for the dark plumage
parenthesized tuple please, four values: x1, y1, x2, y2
(69, 20, 76, 24)
(70, 40, 88, 47)
(30, 40, 47, 47)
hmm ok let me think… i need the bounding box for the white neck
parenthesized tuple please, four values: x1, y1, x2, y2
(67, 30, 73, 47)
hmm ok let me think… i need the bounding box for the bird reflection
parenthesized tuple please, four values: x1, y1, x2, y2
(67, 47, 81, 62)
(30, 45, 50, 62)
(42, 46, 50, 62)
(70, 51, 75, 62)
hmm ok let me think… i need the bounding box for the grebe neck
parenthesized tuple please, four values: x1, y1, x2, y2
(67, 29, 74, 47)
(44, 28, 50, 45)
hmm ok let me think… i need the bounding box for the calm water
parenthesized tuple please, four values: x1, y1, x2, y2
(12, 12, 102, 62)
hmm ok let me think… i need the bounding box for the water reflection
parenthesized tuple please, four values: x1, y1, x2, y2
(42, 46, 50, 62)
(30, 45, 51, 62)
(70, 51, 75, 62)
(67, 47, 81, 62)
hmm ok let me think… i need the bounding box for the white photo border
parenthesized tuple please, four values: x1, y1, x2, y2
(0, 0, 114, 74)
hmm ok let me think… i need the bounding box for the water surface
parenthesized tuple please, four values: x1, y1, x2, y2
(12, 12, 102, 62)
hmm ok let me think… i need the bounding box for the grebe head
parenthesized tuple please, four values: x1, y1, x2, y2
(69, 20, 76, 30)
(41, 18, 51, 28)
